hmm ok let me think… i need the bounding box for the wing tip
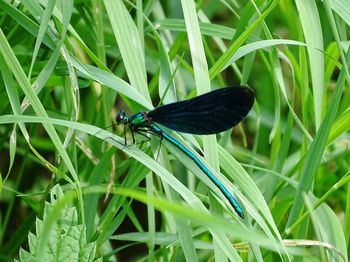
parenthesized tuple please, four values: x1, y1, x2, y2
(227, 85, 255, 109)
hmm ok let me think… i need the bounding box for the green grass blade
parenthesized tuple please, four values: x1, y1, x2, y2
(286, 46, 350, 229)
(295, 0, 324, 129)
(0, 29, 84, 222)
(103, 0, 150, 100)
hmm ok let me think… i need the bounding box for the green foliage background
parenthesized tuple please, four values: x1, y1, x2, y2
(0, 0, 349, 261)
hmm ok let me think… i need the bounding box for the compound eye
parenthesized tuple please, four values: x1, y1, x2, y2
(116, 110, 125, 124)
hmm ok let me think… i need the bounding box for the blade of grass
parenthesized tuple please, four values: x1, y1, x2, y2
(28, 0, 56, 79)
(0, 29, 84, 226)
(295, 0, 324, 129)
(286, 45, 350, 230)
(209, 0, 278, 79)
(180, 2, 224, 259)
(103, 0, 150, 100)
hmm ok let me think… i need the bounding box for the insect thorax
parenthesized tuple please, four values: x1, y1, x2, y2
(130, 112, 150, 128)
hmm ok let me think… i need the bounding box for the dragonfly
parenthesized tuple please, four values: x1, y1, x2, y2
(116, 86, 254, 218)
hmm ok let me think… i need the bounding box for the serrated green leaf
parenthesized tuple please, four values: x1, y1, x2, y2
(18, 185, 100, 262)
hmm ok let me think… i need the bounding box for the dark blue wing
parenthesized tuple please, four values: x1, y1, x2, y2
(147, 86, 254, 134)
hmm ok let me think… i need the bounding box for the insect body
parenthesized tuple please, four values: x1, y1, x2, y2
(116, 86, 254, 218)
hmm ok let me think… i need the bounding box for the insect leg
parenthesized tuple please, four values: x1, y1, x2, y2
(123, 124, 128, 145)
(140, 128, 164, 161)
(134, 128, 152, 144)
(127, 125, 135, 144)
(155, 135, 163, 161)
